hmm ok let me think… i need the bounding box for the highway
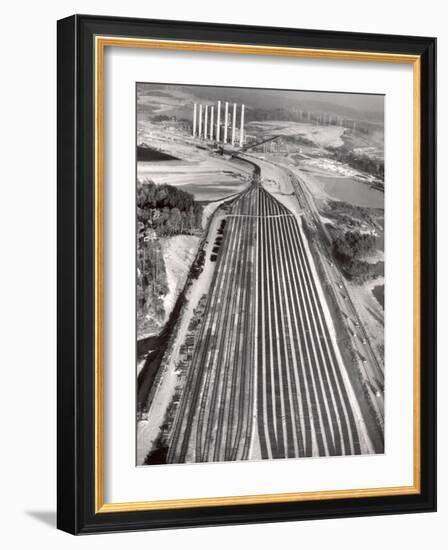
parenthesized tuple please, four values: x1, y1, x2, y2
(167, 158, 375, 463)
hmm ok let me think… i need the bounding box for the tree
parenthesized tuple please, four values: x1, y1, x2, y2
(332, 230, 381, 283)
(136, 179, 202, 236)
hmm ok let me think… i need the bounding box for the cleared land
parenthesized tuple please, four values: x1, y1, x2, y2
(247, 121, 346, 148)
(138, 158, 251, 201)
(160, 235, 200, 323)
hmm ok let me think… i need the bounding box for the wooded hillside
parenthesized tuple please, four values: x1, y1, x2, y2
(137, 179, 203, 236)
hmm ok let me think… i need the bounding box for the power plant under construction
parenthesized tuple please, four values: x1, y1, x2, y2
(192, 101, 245, 147)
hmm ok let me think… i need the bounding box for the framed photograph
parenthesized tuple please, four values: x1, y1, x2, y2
(57, 14, 436, 534)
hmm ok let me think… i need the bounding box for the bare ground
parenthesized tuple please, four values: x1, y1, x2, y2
(160, 235, 200, 324)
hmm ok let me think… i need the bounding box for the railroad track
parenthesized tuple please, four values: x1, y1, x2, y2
(168, 186, 257, 463)
(168, 158, 377, 464)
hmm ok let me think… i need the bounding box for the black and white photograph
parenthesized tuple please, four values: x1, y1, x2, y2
(136, 83, 385, 465)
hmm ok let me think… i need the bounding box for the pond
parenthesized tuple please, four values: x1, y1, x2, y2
(137, 146, 179, 161)
(372, 284, 384, 309)
(318, 175, 384, 209)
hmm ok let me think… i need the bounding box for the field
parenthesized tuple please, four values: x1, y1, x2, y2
(138, 160, 251, 201)
(137, 121, 253, 201)
(247, 121, 346, 148)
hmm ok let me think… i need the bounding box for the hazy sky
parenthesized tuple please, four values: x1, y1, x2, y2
(279, 90, 384, 113)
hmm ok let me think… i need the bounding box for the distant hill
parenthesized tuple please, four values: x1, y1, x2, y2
(138, 84, 384, 125)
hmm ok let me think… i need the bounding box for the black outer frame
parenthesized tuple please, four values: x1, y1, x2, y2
(57, 14, 436, 535)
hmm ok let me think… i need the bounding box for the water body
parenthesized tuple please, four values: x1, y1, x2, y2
(137, 146, 179, 161)
(372, 284, 384, 309)
(319, 175, 384, 209)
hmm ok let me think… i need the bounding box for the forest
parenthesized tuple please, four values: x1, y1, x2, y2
(137, 179, 203, 236)
(332, 230, 383, 282)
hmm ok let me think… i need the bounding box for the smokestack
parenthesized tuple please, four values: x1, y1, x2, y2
(239, 104, 245, 147)
(224, 102, 229, 143)
(193, 103, 197, 136)
(204, 105, 208, 139)
(198, 104, 203, 137)
(231, 103, 237, 146)
(216, 101, 221, 142)
(210, 106, 214, 141)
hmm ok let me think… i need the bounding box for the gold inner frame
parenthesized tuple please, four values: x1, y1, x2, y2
(94, 36, 421, 513)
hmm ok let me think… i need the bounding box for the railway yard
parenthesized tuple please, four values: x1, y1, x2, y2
(139, 151, 384, 464)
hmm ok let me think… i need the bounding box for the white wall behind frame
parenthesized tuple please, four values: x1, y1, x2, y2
(0, 1, 443, 549)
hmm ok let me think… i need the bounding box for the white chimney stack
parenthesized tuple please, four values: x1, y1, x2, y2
(210, 106, 214, 141)
(224, 102, 229, 143)
(231, 103, 237, 146)
(193, 103, 197, 136)
(198, 104, 203, 137)
(216, 101, 221, 142)
(239, 104, 245, 147)
(204, 105, 208, 139)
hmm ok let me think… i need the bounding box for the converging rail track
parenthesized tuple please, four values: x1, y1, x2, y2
(167, 158, 375, 464)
